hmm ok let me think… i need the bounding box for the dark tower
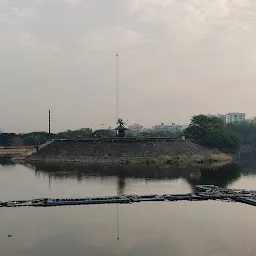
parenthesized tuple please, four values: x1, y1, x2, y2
(115, 118, 127, 137)
(48, 110, 51, 134)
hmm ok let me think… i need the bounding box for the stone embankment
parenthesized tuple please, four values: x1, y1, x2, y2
(0, 146, 36, 159)
(26, 138, 231, 166)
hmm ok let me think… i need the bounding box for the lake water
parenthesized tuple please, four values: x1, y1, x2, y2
(0, 156, 256, 256)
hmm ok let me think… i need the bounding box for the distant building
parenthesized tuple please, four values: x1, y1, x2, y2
(224, 113, 245, 124)
(247, 117, 256, 124)
(152, 123, 168, 131)
(128, 123, 144, 133)
(151, 122, 183, 132)
(208, 113, 246, 124)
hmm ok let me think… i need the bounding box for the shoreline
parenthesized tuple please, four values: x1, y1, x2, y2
(25, 153, 233, 168)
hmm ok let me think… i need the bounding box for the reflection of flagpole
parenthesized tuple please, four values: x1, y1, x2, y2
(116, 203, 120, 240)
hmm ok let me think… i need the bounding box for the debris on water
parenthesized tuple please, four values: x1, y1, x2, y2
(8, 235, 12, 238)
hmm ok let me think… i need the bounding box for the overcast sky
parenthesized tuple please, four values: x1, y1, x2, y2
(0, 0, 255, 132)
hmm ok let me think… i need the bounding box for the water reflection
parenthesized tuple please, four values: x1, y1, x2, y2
(28, 163, 242, 194)
(0, 157, 16, 166)
(1, 158, 256, 256)
(187, 163, 241, 188)
(240, 152, 256, 175)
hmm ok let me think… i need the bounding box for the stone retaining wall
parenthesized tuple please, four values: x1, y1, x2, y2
(27, 139, 207, 165)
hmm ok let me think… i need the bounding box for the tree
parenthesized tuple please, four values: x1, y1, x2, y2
(0, 133, 17, 146)
(185, 115, 225, 142)
(21, 132, 53, 146)
(23, 136, 37, 146)
(135, 130, 181, 138)
(227, 122, 256, 144)
(185, 115, 240, 152)
(56, 128, 92, 139)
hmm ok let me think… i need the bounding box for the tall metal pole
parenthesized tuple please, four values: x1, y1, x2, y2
(48, 110, 51, 134)
(116, 53, 119, 120)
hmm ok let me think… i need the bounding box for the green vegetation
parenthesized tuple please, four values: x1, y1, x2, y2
(0, 133, 15, 146)
(202, 153, 233, 163)
(227, 121, 256, 144)
(0, 128, 181, 147)
(184, 115, 240, 152)
(127, 130, 182, 138)
(3, 116, 255, 150)
(56, 128, 93, 140)
(91, 129, 115, 138)
(14, 128, 181, 146)
(20, 132, 55, 146)
(19, 128, 116, 146)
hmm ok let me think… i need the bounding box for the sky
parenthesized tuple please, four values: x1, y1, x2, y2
(0, 0, 256, 133)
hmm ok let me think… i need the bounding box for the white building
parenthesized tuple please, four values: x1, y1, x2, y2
(128, 123, 144, 133)
(248, 117, 256, 124)
(152, 123, 171, 131)
(151, 123, 183, 132)
(225, 113, 245, 123)
(209, 113, 246, 124)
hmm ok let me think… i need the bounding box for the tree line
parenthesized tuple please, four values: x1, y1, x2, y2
(2, 115, 256, 152)
(184, 115, 240, 152)
(184, 115, 256, 152)
(19, 128, 182, 146)
(0, 128, 182, 147)
(19, 128, 115, 146)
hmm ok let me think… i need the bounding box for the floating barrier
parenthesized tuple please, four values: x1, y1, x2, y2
(234, 197, 256, 206)
(1, 185, 256, 208)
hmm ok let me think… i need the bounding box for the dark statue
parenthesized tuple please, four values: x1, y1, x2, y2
(115, 118, 127, 137)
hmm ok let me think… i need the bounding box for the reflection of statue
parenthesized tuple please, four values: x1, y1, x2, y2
(117, 176, 126, 195)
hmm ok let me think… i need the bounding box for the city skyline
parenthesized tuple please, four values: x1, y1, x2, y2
(1, 0, 256, 132)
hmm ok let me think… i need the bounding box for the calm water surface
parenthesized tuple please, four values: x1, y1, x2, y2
(0, 156, 256, 256)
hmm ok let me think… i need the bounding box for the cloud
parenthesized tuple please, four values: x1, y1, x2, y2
(129, 0, 254, 42)
(85, 26, 152, 52)
(58, 0, 83, 4)
(10, 6, 36, 19)
(129, 0, 174, 12)
(1, 0, 256, 131)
